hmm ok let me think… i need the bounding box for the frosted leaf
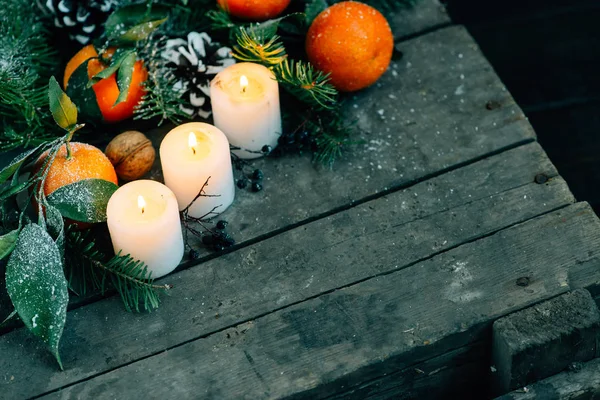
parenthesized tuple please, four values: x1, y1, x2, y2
(5, 223, 68, 369)
(47, 178, 118, 223)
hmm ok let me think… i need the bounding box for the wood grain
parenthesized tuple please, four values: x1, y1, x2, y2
(41, 203, 600, 400)
(496, 357, 600, 400)
(0, 143, 573, 399)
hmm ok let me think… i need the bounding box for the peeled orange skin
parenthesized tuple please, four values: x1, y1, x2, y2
(64, 45, 148, 123)
(306, 1, 394, 92)
(34, 143, 118, 228)
(217, 0, 291, 21)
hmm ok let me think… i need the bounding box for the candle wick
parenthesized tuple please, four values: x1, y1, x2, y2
(192, 147, 196, 155)
(242, 86, 246, 94)
(141, 208, 145, 214)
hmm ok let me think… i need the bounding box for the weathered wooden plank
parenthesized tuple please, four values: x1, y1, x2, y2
(491, 289, 600, 396)
(0, 143, 569, 398)
(327, 341, 490, 400)
(390, 0, 451, 39)
(40, 202, 600, 400)
(143, 25, 535, 263)
(496, 357, 600, 400)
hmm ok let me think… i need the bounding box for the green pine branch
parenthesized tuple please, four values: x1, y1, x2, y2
(134, 36, 190, 125)
(65, 229, 172, 313)
(233, 27, 287, 66)
(275, 60, 337, 110)
(0, 0, 63, 151)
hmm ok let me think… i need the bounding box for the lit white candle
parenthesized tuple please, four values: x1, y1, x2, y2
(160, 122, 235, 218)
(210, 62, 281, 159)
(107, 180, 184, 279)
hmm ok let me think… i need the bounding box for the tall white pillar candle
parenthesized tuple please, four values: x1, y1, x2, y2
(210, 62, 281, 159)
(160, 122, 235, 218)
(107, 180, 184, 279)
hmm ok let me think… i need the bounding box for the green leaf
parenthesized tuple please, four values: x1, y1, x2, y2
(46, 179, 118, 223)
(46, 205, 65, 261)
(0, 144, 43, 185)
(251, 13, 304, 39)
(0, 180, 31, 202)
(88, 49, 134, 87)
(114, 52, 136, 106)
(0, 229, 19, 260)
(305, 0, 328, 25)
(48, 76, 78, 131)
(5, 223, 68, 369)
(105, 4, 169, 43)
(1, 310, 17, 327)
(65, 60, 103, 122)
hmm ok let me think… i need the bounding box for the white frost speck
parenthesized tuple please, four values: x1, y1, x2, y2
(32, 314, 39, 328)
(454, 85, 465, 95)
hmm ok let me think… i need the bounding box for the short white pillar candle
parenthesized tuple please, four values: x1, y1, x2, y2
(160, 122, 235, 218)
(210, 62, 282, 159)
(107, 180, 184, 279)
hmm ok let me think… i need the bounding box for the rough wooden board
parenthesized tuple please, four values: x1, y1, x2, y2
(143, 25, 536, 265)
(491, 289, 600, 395)
(39, 203, 600, 400)
(0, 143, 568, 398)
(495, 358, 600, 400)
(390, 0, 451, 39)
(326, 341, 490, 400)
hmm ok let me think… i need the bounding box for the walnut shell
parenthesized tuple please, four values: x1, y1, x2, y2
(105, 131, 156, 181)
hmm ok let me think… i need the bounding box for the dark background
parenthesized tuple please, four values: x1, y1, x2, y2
(445, 0, 600, 213)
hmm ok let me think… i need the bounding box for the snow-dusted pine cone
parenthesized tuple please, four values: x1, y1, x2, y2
(161, 32, 236, 119)
(37, 0, 117, 45)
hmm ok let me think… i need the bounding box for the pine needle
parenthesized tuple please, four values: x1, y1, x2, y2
(65, 229, 172, 313)
(134, 35, 190, 125)
(232, 27, 287, 66)
(275, 60, 337, 110)
(0, 0, 62, 151)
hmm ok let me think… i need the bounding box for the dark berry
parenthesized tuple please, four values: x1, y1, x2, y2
(214, 243, 225, 252)
(262, 145, 272, 154)
(236, 179, 248, 189)
(223, 235, 235, 246)
(189, 249, 200, 260)
(216, 220, 228, 230)
(202, 235, 214, 245)
(251, 182, 263, 192)
(252, 169, 263, 181)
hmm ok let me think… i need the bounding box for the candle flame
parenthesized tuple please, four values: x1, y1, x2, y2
(188, 132, 197, 155)
(240, 75, 249, 93)
(138, 195, 146, 214)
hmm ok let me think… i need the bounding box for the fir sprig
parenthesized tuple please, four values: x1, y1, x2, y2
(65, 229, 172, 313)
(134, 35, 190, 125)
(0, 0, 62, 151)
(275, 60, 337, 110)
(233, 27, 288, 66)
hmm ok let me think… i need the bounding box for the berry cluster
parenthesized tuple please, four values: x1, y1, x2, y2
(231, 146, 271, 193)
(189, 220, 236, 259)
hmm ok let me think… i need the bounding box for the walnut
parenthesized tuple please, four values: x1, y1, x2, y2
(105, 131, 156, 181)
